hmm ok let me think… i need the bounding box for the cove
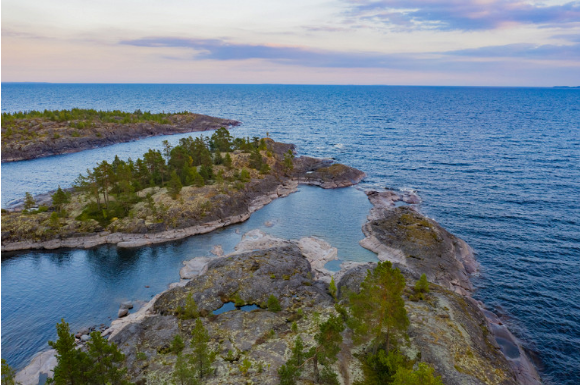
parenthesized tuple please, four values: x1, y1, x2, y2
(1, 185, 377, 370)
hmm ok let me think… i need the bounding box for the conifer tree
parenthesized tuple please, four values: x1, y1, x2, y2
(51, 186, 70, 213)
(239, 169, 250, 183)
(249, 147, 263, 170)
(415, 274, 429, 294)
(278, 336, 305, 385)
(349, 261, 409, 353)
(171, 334, 185, 354)
(329, 276, 337, 300)
(213, 151, 224, 165)
(309, 315, 344, 383)
(168, 170, 183, 199)
(283, 150, 294, 174)
(190, 319, 214, 379)
(267, 294, 281, 312)
(223, 153, 233, 170)
(1, 359, 18, 385)
(188, 167, 205, 187)
(259, 162, 271, 174)
(24, 192, 36, 210)
(173, 353, 198, 385)
(47, 319, 91, 385)
(85, 331, 131, 385)
(199, 164, 213, 182)
(392, 362, 443, 385)
(49, 212, 60, 229)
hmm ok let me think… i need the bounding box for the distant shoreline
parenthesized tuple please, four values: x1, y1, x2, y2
(1, 110, 240, 162)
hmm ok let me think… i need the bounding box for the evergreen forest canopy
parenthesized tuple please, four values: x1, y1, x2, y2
(70, 128, 286, 226)
(1, 108, 192, 127)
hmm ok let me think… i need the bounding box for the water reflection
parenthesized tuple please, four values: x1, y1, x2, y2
(1, 186, 376, 370)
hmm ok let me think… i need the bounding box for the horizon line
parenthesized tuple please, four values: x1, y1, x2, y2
(2, 82, 579, 89)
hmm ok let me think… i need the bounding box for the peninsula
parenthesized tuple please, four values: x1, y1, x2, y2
(1, 109, 240, 162)
(1, 131, 365, 252)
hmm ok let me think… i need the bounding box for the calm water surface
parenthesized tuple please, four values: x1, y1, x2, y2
(2, 84, 579, 384)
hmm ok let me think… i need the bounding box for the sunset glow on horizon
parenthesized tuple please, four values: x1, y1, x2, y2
(2, 0, 580, 86)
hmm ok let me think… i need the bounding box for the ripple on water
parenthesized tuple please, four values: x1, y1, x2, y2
(1, 85, 579, 384)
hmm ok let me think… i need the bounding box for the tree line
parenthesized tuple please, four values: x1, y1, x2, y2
(71, 128, 275, 226)
(1, 108, 192, 127)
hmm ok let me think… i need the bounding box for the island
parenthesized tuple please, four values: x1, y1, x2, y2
(0, 109, 240, 162)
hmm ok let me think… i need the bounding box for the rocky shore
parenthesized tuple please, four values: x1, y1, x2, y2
(1, 112, 240, 162)
(1, 154, 365, 252)
(16, 189, 542, 385)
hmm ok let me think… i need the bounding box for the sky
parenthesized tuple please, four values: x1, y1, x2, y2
(2, 0, 580, 86)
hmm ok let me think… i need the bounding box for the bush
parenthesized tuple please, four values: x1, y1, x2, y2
(180, 293, 199, 320)
(170, 334, 185, 354)
(415, 274, 430, 294)
(240, 169, 250, 183)
(267, 294, 281, 312)
(329, 276, 337, 299)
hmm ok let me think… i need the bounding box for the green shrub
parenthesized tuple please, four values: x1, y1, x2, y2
(170, 334, 185, 354)
(267, 294, 281, 312)
(415, 273, 430, 294)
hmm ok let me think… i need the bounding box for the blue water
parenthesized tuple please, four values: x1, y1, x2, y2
(213, 302, 260, 315)
(1, 185, 375, 370)
(2, 84, 580, 384)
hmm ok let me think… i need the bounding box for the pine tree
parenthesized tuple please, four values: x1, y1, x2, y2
(349, 261, 409, 353)
(213, 151, 224, 165)
(188, 167, 205, 187)
(259, 162, 271, 174)
(190, 318, 213, 379)
(24, 192, 36, 210)
(249, 147, 263, 170)
(415, 274, 429, 294)
(171, 334, 185, 354)
(51, 186, 70, 213)
(49, 212, 60, 229)
(223, 153, 233, 170)
(47, 319, 91, 384)
(239, 169, 251, 183)
(85, 331, 131, 385)
(267, 294, 281, 312)
(1, 359, 17, 385)
(329, 276, 337, 300)
(179, 293, 199, 320)
(168, 170, 182, 199)
(283, 150, 294, 174)
(199, 164, 213, 182)
(309, 315, 344, 383)
(392, 362, 443, 385)
(278, 336, 305, 385)
(173, 353, 198, 385)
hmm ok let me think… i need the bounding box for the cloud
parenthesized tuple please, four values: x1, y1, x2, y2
(446, 42, 580, 59)
(121, 37, 418, 68)
(343, 0, 580, 31)
(121, 36, 580, 68)
(552, 33, 580, 42)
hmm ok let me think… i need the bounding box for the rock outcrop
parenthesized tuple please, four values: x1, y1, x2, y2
(356, 189, 541, 385)
(16, 225, 540, 385)
(1, 113, 240, 162)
